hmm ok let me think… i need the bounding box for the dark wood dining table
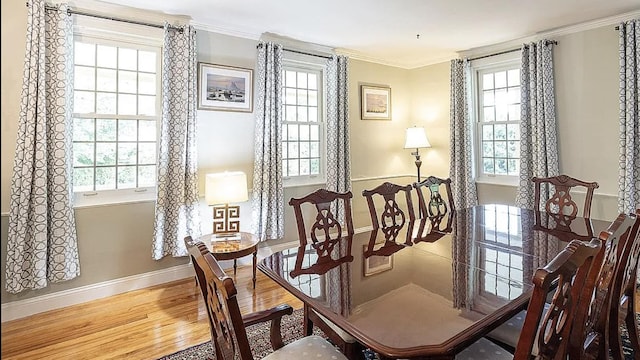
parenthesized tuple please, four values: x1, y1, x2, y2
(258, 204, 610, 359)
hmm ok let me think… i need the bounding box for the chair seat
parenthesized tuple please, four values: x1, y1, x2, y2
(486, 303, 551, 355)
(262, 335, 348, 360)
(313, 309, 357, 343)
(455, 337, 513, 360)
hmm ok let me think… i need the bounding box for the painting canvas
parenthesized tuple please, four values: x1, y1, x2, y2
(361, 85, 391, 120)
(198, 63, 253, 112)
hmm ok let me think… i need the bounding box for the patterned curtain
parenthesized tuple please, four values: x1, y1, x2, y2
(449, 59, 478, 209)
(326, 55, 352, 222)
(618, 19, 640, 213)
(152, 25, 201, 259)
(6, 0, 79, 293)
(252, 42, 285, 241)
(515, 40, 559, 210)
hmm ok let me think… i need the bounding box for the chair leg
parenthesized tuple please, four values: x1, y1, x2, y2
(303, 304, 313, 336)
(343, 341, 365, 360)
(625, 300, 640, 353)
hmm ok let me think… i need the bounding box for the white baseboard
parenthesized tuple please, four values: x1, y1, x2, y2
(1, 263, 194, 322)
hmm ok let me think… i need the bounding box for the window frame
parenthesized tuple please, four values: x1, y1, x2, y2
(471, 53, 522, 186)
(72, 20, 163, 208)
(281, 57, 327, 188)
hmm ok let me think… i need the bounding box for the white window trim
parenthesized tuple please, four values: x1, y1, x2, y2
(470, 52, 521, 187)
(72, 22, 163, 208)
(281, 57, 328, 188)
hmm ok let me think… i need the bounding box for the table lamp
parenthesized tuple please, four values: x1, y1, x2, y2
(404, 126, 431, 182)
(205, 171, 249, 237)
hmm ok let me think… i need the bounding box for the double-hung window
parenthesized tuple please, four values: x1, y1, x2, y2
(72, 28, 162, 206)
(472, 55, 521, 185)
(281, 63, 325, 186)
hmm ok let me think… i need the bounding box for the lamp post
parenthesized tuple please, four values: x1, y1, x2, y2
(404, 126, 431, 182)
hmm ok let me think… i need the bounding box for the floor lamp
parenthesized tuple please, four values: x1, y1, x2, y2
(404, 126, 431, 182)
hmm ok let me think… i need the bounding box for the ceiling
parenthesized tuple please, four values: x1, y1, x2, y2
(100, 0, 639, 68)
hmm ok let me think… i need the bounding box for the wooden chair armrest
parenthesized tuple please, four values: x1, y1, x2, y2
(242, 304, 294, 350)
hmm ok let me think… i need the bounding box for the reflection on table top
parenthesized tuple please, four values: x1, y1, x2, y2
(258, 204, 610, 358)
(198, 232, 258, 254)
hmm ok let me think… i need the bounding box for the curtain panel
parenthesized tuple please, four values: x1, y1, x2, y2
(251, 42, 285, 242)
(152, 25, 201, 259)
(6, 0, 80, 293)
(326, 55, 352, 222)
(618, 19, 640, 213)
(449, 59, 478, 209)
(515, 40, 559, 210)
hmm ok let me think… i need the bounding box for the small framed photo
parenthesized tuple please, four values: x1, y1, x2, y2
(360, 85, 391, 120)
(198, 63, 253, 112)
(363, 245, 394, 276)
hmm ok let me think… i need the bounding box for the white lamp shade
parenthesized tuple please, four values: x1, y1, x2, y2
(205, 172, 249, 205)
(404, 127, 431, 149)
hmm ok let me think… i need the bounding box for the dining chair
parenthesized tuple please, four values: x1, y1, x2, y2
(456, 238, 602, 360)
(184, 236, 348, 360)
(532, 174, 599, 218)
(606, 209, 640, 359)
(412, 175, 455, 217)
(362, 181, 416, 242)
(486, 212, 638, 358)
(288, 189, 363, 360)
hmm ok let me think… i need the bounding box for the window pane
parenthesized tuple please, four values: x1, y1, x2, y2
(96, 143, 116, 166)
(285, 88, 296, 104)
(288, 142, 299, 158)
(482, 141, 493, 157)
(508, 105, 520, 121)
(308, 107, 318, 122)
(138, 73, 156, 95)
(297, 72, 307, 88)
(75, 42, 95, 66)
(495, 89, 507, 106)
(118, 94, 136, 115)
(96, 68, 117, 91)
(507, 69, 520, 86)
(74, 91, 95, 113)
(483, 107, 495, 122)
(310, 125, 319, 140)
(287, 159, 299, 176)
(117, 166, 136, 188)
(297, 89, 308, 106)
(138, 143, 156, 164)
(138, 51, 156, 72)
(139, 120, 156, 141)
(483, 158, 494, 173)
(507, 87, 520, 104)
(495, 141, 507, 157)
(508, 141, 520, 158)
(297, 106, 308, 122)
(285, 105, 297, 121)
(482, 73, 494, 90)
(482, 125, 494, 140)
(299, 124, 309, 141)
(97, 45, 117, 68)
(494, 124, 507, 140)
(310, 159, 319, 174)
(118, 143, 137, 165)
(118, 120, 137, 141)
(118, 48, 137, 71)
(483, 90, 494, 106)
(119, 70, 137, 93)
(300, 142, 310, 157)
(496, 105, 508, 122)
(73, 143, 94, 166)
(75, 66, 95, 91)
(138, 165, 156, 187)
(281, 126, 287, 143)
(95, 167, 116, 190)
(96, 119, 117, 141)
(308, 90, 318, 106)
(507, 124, 520, 140)
(299, 159, 310, 175)
(282, 141, 288, 159)
(310, 142, 319, 157)
(494, 71, 507, 88)
(496, 158, 508, 175)
(74, 168, 94, 191)
(138, 95, 156, 116)
(74, 118, 94, 141)
(508, 159, 519, 175)
(285, 71, 296, 87)
(287, 124, 298, 140)
(308, 74, 317, 89)
(96, 92, 117, 114)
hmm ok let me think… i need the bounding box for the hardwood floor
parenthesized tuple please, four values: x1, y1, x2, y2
(0, 266, 303, 360)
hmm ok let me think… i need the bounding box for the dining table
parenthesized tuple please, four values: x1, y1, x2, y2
(258, 204, 610, 359)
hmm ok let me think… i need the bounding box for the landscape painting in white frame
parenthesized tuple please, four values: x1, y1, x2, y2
(198, 63, 253, 112)
(361, 84, 391, 120)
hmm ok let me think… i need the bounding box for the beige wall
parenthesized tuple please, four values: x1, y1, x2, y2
(0, 0, 626, 307)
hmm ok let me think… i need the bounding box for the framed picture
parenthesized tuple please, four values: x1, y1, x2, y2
(198, 62, 253, 112)
(360, 85, 391, 120)
(363, 245, 394, 276)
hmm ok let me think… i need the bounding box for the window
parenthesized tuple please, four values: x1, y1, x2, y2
(72, 35, 162, 205)
(473, 56, 521, 185)
(281, 65, 324, 185)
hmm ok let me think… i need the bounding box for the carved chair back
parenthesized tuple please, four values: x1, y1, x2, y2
(184, 236, 254, 360)
(608, 209, 640, 359)
(512, 239, 601, 360)
(362, 182, 416, 242)
(288, 189, 354, 252)
(532, 175, 599, 218)
(568, 212, 638, 360)
(413, 176, 455, 217)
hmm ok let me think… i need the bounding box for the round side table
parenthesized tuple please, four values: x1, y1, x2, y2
(198, 231, 259, 289)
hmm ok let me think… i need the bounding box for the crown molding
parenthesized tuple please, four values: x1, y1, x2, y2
(190, 21, 261, 40)
(66, 0, 190, 26)
(460, 10, 640, 59)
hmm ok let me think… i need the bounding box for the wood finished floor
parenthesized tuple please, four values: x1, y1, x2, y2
(0, 266, 303, 360)
(2, 265, 639, 360)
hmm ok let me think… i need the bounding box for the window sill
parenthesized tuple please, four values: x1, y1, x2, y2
(475, 178, 518, 187)
(283, 178, 326, 189)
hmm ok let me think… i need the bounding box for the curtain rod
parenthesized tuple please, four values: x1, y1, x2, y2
(256, 43, 332, 59)
(468, 40, 558, 62)
(36, 3, 184, 32)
